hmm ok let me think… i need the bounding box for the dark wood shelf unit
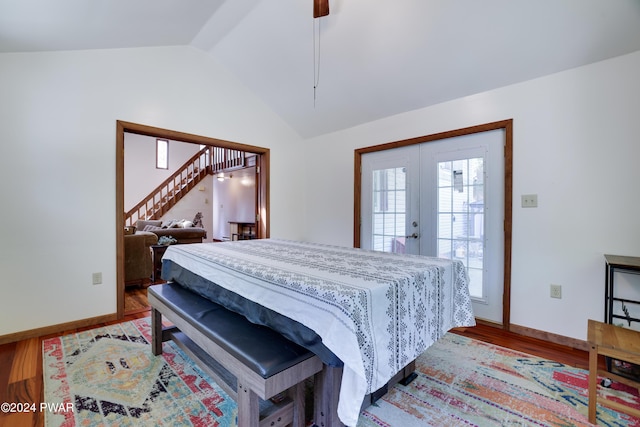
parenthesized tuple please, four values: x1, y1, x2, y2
(229, 222, 256, 241)
(603, 254, 640, 381)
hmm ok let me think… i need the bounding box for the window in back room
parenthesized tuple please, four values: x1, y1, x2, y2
(156, 138, 169, 169)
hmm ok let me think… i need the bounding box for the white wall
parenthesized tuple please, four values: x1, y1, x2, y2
(0, 46, 305, 336)
(302, 50, 640, 341)
(124, 133, 202, 211)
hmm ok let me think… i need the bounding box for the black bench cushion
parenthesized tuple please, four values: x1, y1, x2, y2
(149, 282, 316, 379)
(161, 259, 343, 367)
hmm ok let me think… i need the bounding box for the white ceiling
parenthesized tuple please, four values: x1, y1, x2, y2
(2, 0, 640, 138)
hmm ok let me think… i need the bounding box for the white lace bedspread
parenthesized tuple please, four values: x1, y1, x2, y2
(162, 239, 475, 426)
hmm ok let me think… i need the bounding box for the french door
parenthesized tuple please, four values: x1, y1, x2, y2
(361, 145, 420, 255)
(360, 129, 505, 324)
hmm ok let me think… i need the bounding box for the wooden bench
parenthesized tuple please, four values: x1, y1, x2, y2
(148, 283, 323, 427)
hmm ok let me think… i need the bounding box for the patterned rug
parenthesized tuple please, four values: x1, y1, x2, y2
(43, 319, 640, 426)
(43, 318, 236, 426)
(360, 333, 640, 427)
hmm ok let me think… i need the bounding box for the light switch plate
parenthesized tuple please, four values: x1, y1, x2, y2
(92, 272, 102, 285)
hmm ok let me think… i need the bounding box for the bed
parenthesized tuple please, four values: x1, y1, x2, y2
(161, 239, 475, 426)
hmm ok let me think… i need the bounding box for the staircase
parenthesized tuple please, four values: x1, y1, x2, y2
(125, 146, 246, 227)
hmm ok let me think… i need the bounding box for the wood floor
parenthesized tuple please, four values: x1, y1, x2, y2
(124, 284, 153, 314)
(1, 289, 592, 427)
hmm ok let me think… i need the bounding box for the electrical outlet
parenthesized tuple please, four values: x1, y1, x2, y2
(521, 194, 538, 208)
(92, 272, 102, 285)
(550, 284, 562, 299)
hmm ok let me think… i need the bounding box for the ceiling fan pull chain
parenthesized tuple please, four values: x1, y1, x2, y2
(313, 17, 322, 107)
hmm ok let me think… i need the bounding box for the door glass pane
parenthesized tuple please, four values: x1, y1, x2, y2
(372, 167, 407, 253)
(437, 158, 484, 299)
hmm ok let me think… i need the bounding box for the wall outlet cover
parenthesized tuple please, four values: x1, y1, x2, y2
(522, 194, 538, 208)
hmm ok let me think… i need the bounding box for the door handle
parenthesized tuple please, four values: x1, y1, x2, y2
(405, 232, 419, 239)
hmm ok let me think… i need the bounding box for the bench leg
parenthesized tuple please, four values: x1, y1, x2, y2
(151, 308, 163, 356)
(237, 381, 259, 427)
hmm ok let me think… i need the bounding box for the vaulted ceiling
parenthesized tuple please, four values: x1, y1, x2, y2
(2, 0, 640, 138)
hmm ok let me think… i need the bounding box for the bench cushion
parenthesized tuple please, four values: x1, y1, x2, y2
(148, 282, 316, 379)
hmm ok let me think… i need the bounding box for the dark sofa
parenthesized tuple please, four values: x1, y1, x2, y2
(136, 219, 207, 244)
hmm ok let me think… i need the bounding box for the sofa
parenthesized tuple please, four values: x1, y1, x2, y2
(124, 230, 158, 286)
(135, 219, 207, 244)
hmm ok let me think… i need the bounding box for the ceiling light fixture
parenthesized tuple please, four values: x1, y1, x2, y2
(313, 0, 329, 18)
(217, 172, 232, 182)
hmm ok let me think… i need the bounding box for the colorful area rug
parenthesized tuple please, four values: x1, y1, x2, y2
(44, 319, 640, 426)
(43, 318, 236, 426)
(360, 333, 640, 427)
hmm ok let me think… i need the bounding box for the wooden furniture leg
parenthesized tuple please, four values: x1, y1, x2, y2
(588, 319, 640, 423)
(588, 336, 599, 423)
(237, 382, 260, 427)
(314, 365, 344, 427)
(289, 381, 306, 427)
(313, 360, 418, 427)
(151, 307, 163, 356)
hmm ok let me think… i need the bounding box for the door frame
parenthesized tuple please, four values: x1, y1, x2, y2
(116, 121, 270, 319)
(354, 119, 513, 329)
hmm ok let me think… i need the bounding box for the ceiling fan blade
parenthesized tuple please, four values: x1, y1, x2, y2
(313, 0, 329, 18)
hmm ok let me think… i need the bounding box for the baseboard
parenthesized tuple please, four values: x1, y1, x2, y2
(0, 313, 119, 345)
(509, 323, 589, 352)
(470, 317, 589, 352)
(475, 318, 503, 328)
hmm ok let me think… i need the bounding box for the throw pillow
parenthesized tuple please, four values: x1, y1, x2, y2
(193, 212, 203, 228)
(162, 219, 179, 228)
(136, 219, 162, 230)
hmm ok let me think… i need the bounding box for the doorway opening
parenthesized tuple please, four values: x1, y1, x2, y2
(116, 121, 270, 319)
